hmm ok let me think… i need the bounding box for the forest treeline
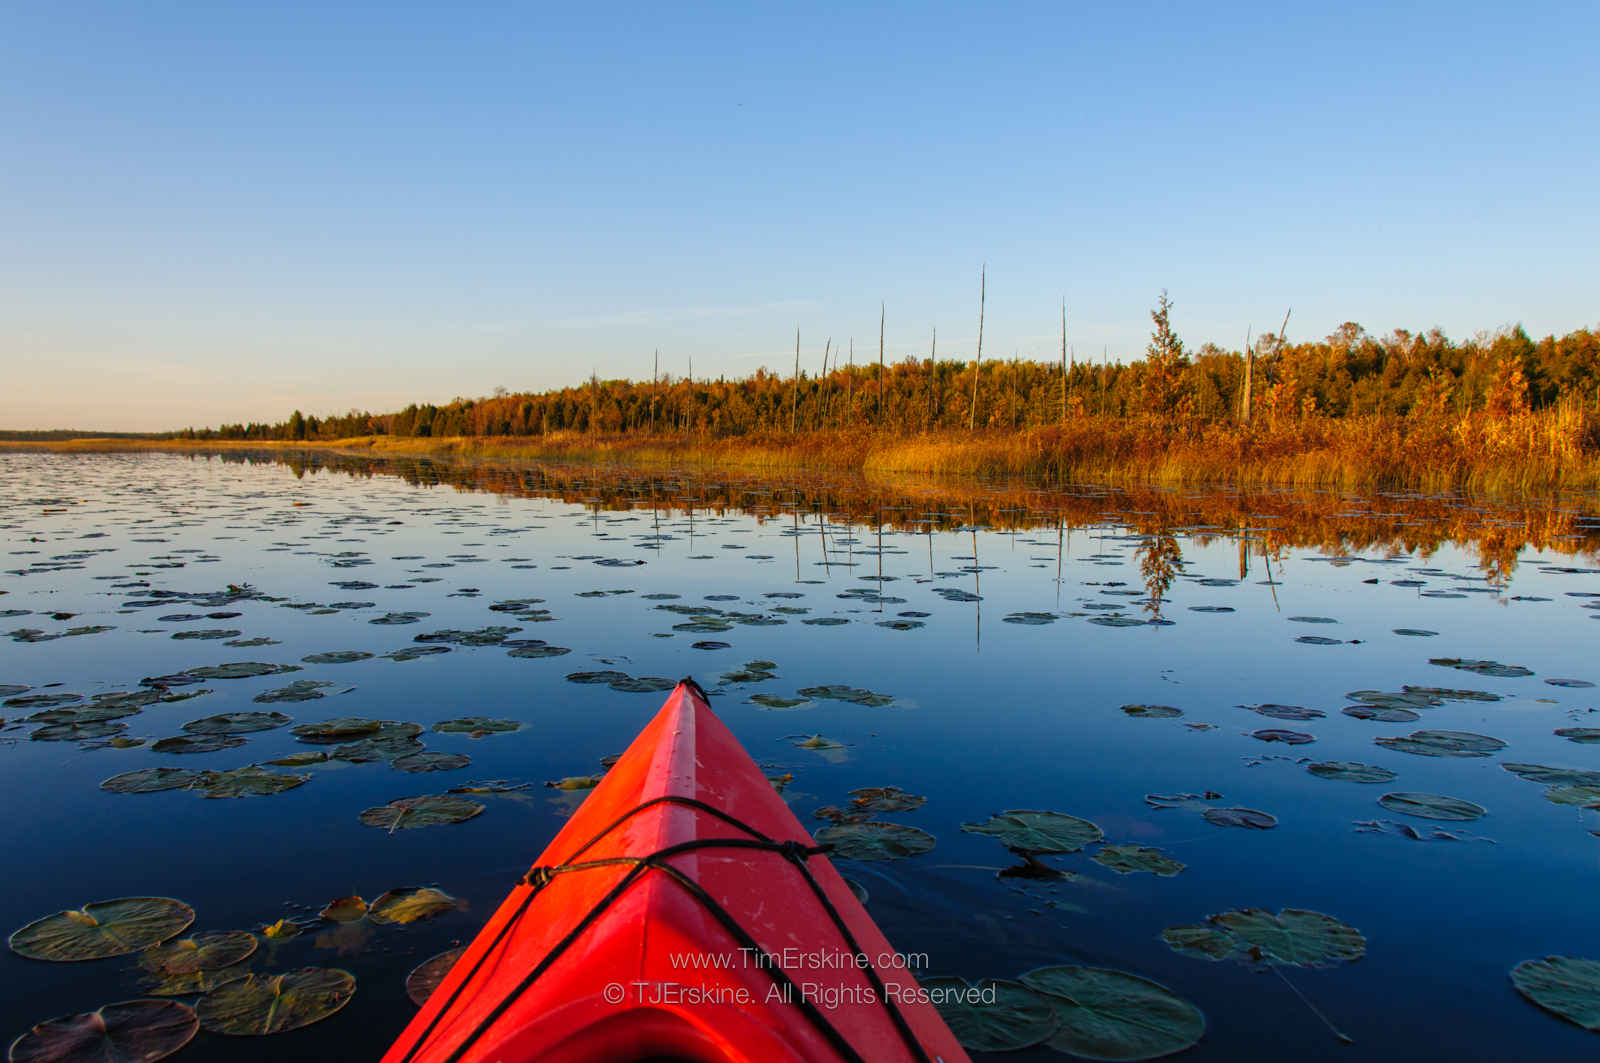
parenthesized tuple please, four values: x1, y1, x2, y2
(185, 310, 1598, 444)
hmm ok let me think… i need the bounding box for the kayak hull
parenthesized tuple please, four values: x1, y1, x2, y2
(383, 680, 968, 1063)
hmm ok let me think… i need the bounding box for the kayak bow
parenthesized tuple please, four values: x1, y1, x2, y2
(383, 678, 969, 1063)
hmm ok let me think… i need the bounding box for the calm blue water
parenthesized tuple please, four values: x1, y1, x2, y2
(3, 451, 1599, 1061)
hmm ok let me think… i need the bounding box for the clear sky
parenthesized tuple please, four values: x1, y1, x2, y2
(5, 1, 1596, 431)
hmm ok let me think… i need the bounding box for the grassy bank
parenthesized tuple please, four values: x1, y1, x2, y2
(8, 407, 1599, 492)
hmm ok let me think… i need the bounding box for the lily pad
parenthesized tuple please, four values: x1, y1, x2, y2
(195, 967, 355, 1035)
(382, 646, 450, 662)
(139, 931, 257, 978)
(290, 717, 383, 743)
(849, 786, 926, 813)
(300, 651, 372, 665)
(1093, 844, 1186, 877)
(750, 694, 810, 710)
(1240, 703, 1325, 721)
(151, 734, 246, 755)
(1343, 705, 1421, 723)
(318, 897, 368, 923)
(432, 717, 519, 735)
(797, 684, 894, 707)
(1374, 730, 1507, 758)
(1307, 761, 1397, 784)
(1250, 729, 1315, 744)
(393, 752, 471, 774)
(920, 976, 1058, 1053)
(1511, 956, 1600, 1032)
(406, 947, 466, 1006)
(197, 765, 310, 799)
(962, 810, 1103, 854)
(367, 888, 458, 925)
(545, 775, 603, 791)
(1429, 657, 1534, 678)
(7, 999, 198, 1063)
(1020, 965, 1206, 1061)
(101, 768, 204, 794)
(182, 712, 290, 735)
(253, 681, 334, 704)
(1122, 704, 1182, 719)
(1002, 612, 1058, 625)
(609, 676, 676, 693)
(1504, 763, 1600, 788)
(31, 720, 128, 742)
(10, 898, 195, 962)
(1542, 785, 1600, 809)
(359, 795, 484, 832)
(565, 670, 630, 685)
(1202, 807, 1277, 829)
(506, 644, 571, 659)
(1207, 908, 1366, 967)
(1555, 729, 1600, 744)
(814, 822, 936, 861)
(1377, 792, 1486, 821)
(1160, 925, 1238, 962)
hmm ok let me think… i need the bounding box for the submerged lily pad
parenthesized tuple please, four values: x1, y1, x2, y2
(1307, 762, 1397, 784)
(1093, 844, 1186, 877)
(1202, 807, 1277, 829)
(796, 684, 894, 707)
(7, 999, 198, 1063)
(253, 681, 334, 704)
(182, 712, 290, 735)
(195, 968, 355, 1035)
(367, 888, 458, 925)
(921, 977, 1058, 1053)
(1020, 965, 1206, 1061)
(393, 752, 470, 774)
(814, 822, 935, 861)
(359, 795, 484, 832)
(1122, 704, 1182, 719)
(1374, 730, 1507, 758)
(1429, 658, 1534, 678)
(1378, 792, 1486, 821)
(1510, 956, 1600, 1032)
(406, 947, 466, 1006)
(10, 898, 195, 962)
(101, 768, 204, 794)
(962, 810, 1103, 854)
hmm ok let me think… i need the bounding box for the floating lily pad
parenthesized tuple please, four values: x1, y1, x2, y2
(32, 720, 128, 742)
(1343, 705, 1421, 722)
(371, 611, 429, 626)
(151, 734, 246, 755)
(432, 717, 519, 735)
(1378, 792, 1486, 821)
(359, 795, 484, 831)
(849, 786, 926, 813)
(564, 670, 630, 685)
(101, 768, 204, 794)
(140, 931, 257, 978)
(1167, 908, 1364, 968)
(183, 712, 290, 735)
(1122, 704, 1182, 719)
(609, 676, 676, 693)
(1392, 629, 1438, 637)
(797, 685, 894, 707)
(1375, 730, 1506, 758)
(253, 681, 334, 704)
(1504, 763, 1600, 788)
(198, 765, 310, 799)
(1542, 785, 1600, 808)
(545, 775, 603, 790)
(10, 898, 195, 962)
(1429, 658, 1534, 678)
(1089, 616, 1146, 627)
(802, 617, 849, 626)
(6, 693, 83, 710)
(1251, 729, 1315, 744)
(1295, 635, 1345, 646)
(1307, 762, 1397, 784)
(506, 644, 571, 659)
(1547, 679, 1597, 689)
(1093, 844, 1186, 877)
(195, 968, 355, 1035)
(1240, 703, 1325, 721)
(300, 651, 372, 665)
(150, 663, 301, 684)
(367, 888, 458, 925)
(406, 947, 466, 1006)
(1020, 965, 1206, 1061)
(266, 751, 329, 767)
(7, 999, 198, 1063)
(393, 752, 470, 774)
(318, 897, 367, 923)
(750, 694, 810, 710)
(814, 822, 935, 861)
(1511, 956, 1600, 1032)
(172, 629, 242, 641)
(920, 977, 1058, 1053)
(1202, 807, 1277, 829)
(1003, 612, 1058, 625)
(382, 646, 450, 662)
(414, 627, 520, 647)
(1555, 729, 1600, 744)
(962, 810, 1103, 854)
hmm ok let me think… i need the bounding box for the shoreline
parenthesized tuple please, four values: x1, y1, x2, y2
(5, 416, 1598, 494)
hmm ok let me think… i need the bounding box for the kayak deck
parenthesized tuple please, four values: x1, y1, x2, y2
(383, 680, 968, 1063)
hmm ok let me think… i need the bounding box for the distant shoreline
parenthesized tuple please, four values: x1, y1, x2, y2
(6, 415, 1598, 494)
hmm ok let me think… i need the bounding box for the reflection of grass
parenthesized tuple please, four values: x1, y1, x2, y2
(13, 405, 1600, 491)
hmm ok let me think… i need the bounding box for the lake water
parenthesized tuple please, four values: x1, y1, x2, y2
(3, 450, 1599, 1061)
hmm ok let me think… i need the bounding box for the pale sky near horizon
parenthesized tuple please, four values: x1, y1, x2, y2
(5, 1, 1596, 431)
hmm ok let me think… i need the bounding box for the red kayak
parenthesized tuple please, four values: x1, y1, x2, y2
(383, 679, 969, 1063)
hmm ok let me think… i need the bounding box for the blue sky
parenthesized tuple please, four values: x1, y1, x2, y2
(5, 1, 1595, 430)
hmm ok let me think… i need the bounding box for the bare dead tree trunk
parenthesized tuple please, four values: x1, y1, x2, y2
(877, 302, 885, 428)
(1241, 327, 1254, 426)
(968, 264, 985, 430)
(1061, 299, 1068, 424)
(791, 326, 799, 433)
(817, 337, 831, 430)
